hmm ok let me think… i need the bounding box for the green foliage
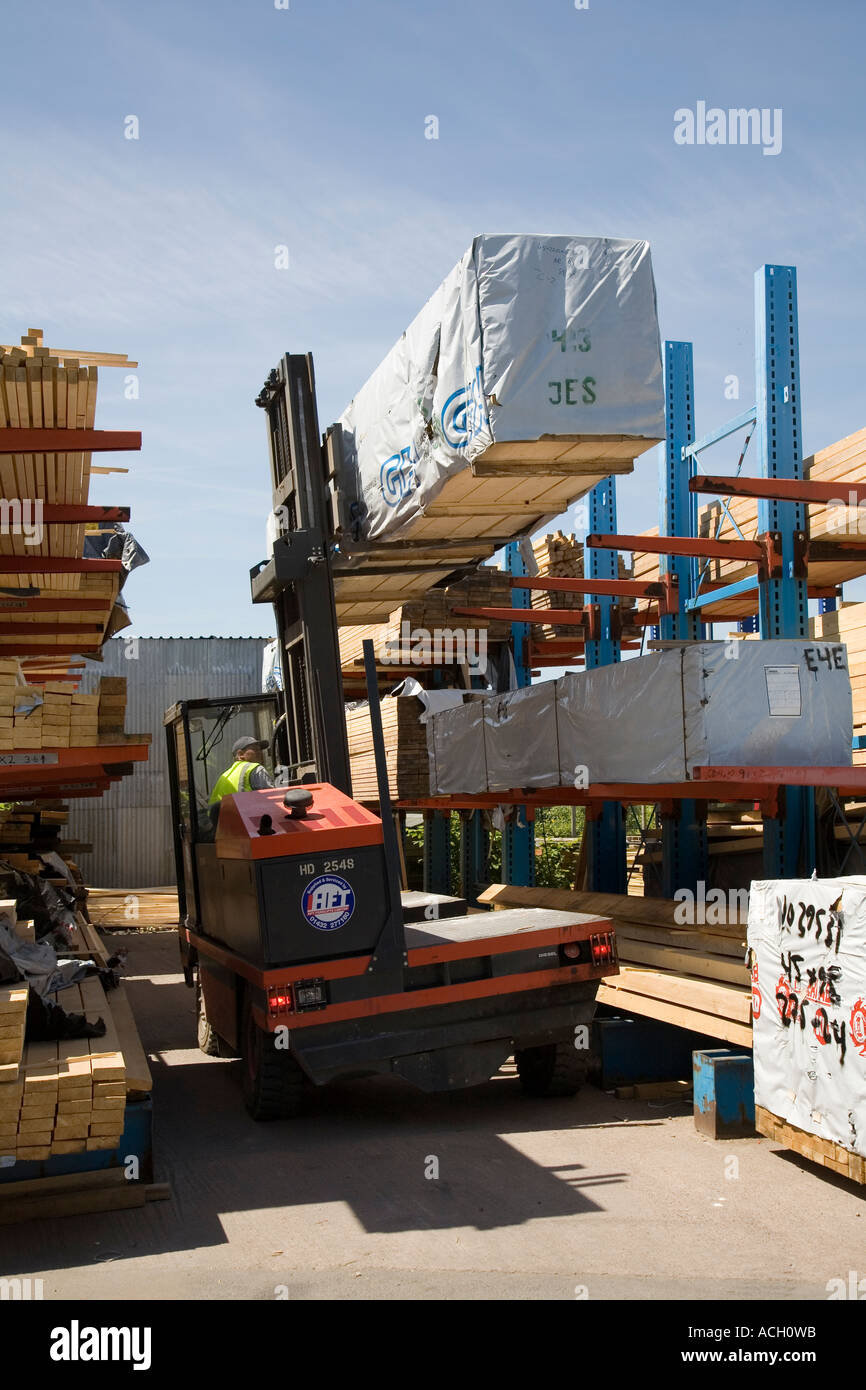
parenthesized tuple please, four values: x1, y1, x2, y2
(403, 802, 656, 896)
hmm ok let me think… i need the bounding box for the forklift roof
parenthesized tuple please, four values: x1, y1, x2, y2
(215, 783, 383, 861)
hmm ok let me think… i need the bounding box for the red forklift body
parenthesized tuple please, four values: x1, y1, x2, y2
(216, 783, 382, 860)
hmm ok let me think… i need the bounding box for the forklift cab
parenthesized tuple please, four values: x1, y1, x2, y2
(164, 693, 283, 976)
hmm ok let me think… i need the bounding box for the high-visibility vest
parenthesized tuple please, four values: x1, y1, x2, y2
(207, 760, 262, 807)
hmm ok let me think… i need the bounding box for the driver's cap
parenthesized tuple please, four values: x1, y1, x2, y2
(232, 735, 266, 757)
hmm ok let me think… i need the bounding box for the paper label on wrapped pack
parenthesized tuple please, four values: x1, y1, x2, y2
(764, 665, 801, 716)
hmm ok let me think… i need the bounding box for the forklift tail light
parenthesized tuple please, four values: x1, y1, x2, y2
(590, 932, 616, 968)
(268, 985, 294, 1017)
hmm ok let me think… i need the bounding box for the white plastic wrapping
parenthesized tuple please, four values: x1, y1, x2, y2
(426, 699, 487, 797)
(338, 234, 663, 540)
(682, 640, 853, 772)
(483, 684, 561, 791)
(748, 877, 866, 1158)
(425, 641, 854, 794)
(556, 654, 686, 784)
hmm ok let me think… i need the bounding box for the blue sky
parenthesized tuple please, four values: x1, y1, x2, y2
(2, 0, 864, 637)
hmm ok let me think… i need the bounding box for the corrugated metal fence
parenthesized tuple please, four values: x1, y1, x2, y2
(67, 637, 269, 888)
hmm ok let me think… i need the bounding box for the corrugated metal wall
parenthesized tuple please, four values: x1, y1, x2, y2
(67, 637, 269, 888)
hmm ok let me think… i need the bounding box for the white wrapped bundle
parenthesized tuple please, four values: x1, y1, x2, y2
(338, 234, 664, 542)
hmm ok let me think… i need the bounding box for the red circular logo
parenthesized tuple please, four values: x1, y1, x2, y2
(850, 998, 866, 1057)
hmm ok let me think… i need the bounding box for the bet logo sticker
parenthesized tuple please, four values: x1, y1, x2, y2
(302, 875, 355, 932)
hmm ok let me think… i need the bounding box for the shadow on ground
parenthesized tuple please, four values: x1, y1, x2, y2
(1, 929, 644, 1277)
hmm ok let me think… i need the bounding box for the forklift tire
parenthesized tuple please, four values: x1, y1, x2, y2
(196, 979, 231, 1057)
(515, 1041, 587, 1098)
(241, 995, 306, 1121)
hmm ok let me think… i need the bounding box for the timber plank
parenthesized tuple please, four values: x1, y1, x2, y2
(604, 967, 752, 1023)
(107, 983, 152, 1095)
(596, 983, 753, 1047)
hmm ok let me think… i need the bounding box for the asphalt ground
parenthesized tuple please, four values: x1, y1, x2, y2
(2, 929, 864, 1301)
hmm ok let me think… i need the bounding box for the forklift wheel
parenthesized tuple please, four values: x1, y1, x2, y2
(241, 995, 306, 1121)
(515, 1041, 587, 1098)
(196, 979, 232, 1057)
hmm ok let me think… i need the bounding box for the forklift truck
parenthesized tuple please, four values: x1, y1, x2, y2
(165, 353, 617, 1119)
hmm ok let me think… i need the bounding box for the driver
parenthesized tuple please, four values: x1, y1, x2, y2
(208, 735, 274, 828)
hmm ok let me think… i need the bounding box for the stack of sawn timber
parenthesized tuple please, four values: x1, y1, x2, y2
(86, 887, 179, 929)
(0, 803, 86, 877)
(0, 328, 137, 666)
(479, 884, 751, 1047)
(0, 921, 152, 1162)
(346, 697, 428, 802)
(338, 567, 513, 672)
(632, 428, 866, 621)
(0, 667, 129, 749)
(531, 532, 637, 636)
(812, 603, 866, 751)
(0, 335, 97, 595)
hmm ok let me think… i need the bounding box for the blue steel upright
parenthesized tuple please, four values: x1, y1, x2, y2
(754, 266, 815, 875)
(582, 478, 626, 891)
(658, 341, 708, 897)
(422, 811, 451, 895)
(503, 541, 535, 886)
(458, 809, 486, 906)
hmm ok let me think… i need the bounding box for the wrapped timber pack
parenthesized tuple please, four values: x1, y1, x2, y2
(426, 698, 487, 797)
(559, 639, 854, 782)
(337, 234, 664, 541)
(748, 876, 866, 1158)
(483, 684, 563, 792)
(426, 640, 853, 793)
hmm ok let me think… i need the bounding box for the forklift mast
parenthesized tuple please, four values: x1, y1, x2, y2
(251, 353, 351, 794)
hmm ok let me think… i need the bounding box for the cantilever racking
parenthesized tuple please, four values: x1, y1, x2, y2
(402, 264, 866, 899)
(0, 332, 155, 1201)
(0, 330, 148, 803)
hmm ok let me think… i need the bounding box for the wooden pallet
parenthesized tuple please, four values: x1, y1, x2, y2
(756, 1104, 866, 1184)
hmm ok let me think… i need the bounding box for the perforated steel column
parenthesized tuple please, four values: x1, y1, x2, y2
(583, 479, 626, 891)
(755, 266, 815, 874)
(658, 341, 707, 896)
